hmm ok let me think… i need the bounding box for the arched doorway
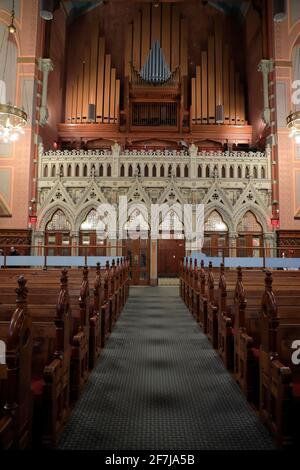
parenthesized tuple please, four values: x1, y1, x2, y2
(122, 209, 150, 285)
(237, 211, 263, 257)
(45, 210, 71, 255)
(79, 209, 107, 256)
(157, 210, 185, 278)
(203, 211, 229, 257)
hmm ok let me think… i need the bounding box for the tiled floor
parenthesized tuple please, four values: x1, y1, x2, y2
(58, 286, 275, 450)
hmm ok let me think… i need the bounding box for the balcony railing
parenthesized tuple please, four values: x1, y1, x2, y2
(39, 148, 270, 181)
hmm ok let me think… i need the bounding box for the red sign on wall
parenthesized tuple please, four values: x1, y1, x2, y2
(29, 215, 37, 224)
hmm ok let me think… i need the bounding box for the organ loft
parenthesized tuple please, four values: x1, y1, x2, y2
(1, 0, 300, 453)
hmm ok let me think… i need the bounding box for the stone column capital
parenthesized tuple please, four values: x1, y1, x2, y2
(258, 59, 274, 75)
(39, 57, 54, 73)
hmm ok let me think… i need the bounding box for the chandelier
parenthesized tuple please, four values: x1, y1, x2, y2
(287, 111, 300, 143)
(0, 0, 27, 143)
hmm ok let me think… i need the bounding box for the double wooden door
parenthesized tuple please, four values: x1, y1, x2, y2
(157, 239, 185, 278)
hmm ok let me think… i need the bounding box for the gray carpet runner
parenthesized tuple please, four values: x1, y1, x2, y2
(58, 286, 275, 450)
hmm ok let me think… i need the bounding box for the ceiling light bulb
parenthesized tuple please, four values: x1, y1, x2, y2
(8, 23, 16, 34)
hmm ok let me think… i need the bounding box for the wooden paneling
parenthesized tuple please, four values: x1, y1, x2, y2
(171, 5, 180, 72)
(103, 54, 111, 123)
(180, 18, 188, 77)
(141, 3, 151, 67)
(133, 10, 142, 70)
(201, 51, 208, 124)
(196, 65, 202, 123)
(151, 3, 161, 45)
(162, 3, 171, 67)
(208, 35, 215, 124)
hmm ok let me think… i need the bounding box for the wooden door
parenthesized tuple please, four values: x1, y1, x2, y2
(123, 238, 150, 285)
(237, 234, 263, 257)
(45, 232, 71, 256)
(79, 231, 106, 256)
(158, 239, 185, 278)
(202, 234, 228, 257)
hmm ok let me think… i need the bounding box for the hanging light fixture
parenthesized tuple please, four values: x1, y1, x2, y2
(287, 111, 300, 144)
(0, 0, 28, 143)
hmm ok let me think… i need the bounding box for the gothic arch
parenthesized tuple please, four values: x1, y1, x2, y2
(38, 203, 75, 232)
(234, 205, 270, 233)
(124, 203, 150, 232)
(204, 203, 234, 233)
(74, 203, 116, 233)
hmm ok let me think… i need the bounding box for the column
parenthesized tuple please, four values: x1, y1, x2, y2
(189, 143, 198, 179)
(111, 142, 121, 177)
(258, 59, 274, 126)
(229, 232, 238, 257)
(33, 231, 45, 256)
(71, 233, 79, 256)
(264, 232, 276, 258)
(39, 58, 54, 126)
(150, 237, 158, 286)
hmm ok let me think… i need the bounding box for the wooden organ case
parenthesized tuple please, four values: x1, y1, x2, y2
(122, 3, 188, 133)
(59, 1, 251, 148)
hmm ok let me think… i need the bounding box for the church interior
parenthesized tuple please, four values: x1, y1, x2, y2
(0, 0, 300, 453)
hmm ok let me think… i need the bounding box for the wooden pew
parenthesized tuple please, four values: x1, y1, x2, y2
(89, 262, 101, 369)
(217, 264, 235, 370)
(233, 269, 300, 407)
(192, 260, 200, 320)
(0, 259, 130, 448)
(0, 276, 32, 449)
(0, 270, 72, 448)
(217, 268, 265, 377)
(207, 262, 219, 349)
(259, 271, 300, 447)
(198, 260, 207, 330)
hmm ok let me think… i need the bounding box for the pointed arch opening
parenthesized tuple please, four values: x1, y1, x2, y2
(45, 210, 71, 256)
(237, 211, 263, 257)
(203, 210, 229, 257)
(79, 208, 107, 256)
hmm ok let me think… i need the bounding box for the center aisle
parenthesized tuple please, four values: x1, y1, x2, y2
(58, 287, 274, 450)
